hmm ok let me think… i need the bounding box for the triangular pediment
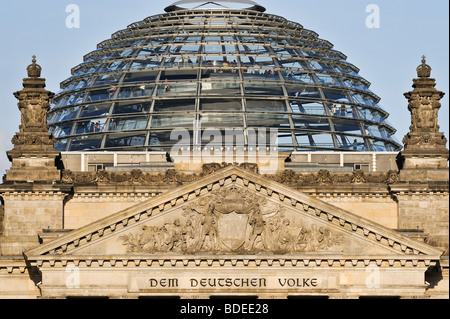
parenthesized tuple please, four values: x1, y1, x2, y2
(25, 165, 443, 260)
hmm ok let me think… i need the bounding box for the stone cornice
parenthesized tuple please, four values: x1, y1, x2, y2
(0, 258, 28, 274)
(0, 182, 72, 192)
(71, 192, 160, 202)
(28, 254, 440, 269)
(389, 181, 449, 195)
(0, 184, 73, 200)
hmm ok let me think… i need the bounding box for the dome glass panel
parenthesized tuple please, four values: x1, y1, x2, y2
(48, 1, 402, 152)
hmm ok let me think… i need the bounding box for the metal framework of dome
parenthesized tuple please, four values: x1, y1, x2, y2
(48, 1, 402, 153)
(165, 0, 266, 12)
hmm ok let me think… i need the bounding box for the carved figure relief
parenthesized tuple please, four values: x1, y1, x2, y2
(120, 186, 344, 254)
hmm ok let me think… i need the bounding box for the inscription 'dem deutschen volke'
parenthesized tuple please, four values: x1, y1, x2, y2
(149, 277, 319, 289)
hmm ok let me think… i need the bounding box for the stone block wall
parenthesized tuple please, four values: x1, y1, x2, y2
(0, 192, 66, 256)
(317, 194, 398, 229)
(64, 194, 158, 229)
(397, 192, 449, 255)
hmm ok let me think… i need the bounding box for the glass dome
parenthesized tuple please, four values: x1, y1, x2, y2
(48, 2, 402, 153)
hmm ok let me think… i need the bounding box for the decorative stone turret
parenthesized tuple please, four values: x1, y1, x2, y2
(399, 56, 449, 173)
(0, 57, 71, 256)
(391, 57, 449, 256)
(5, 56, 61, 183)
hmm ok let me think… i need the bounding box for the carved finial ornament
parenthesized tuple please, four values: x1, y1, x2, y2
(5, 57, 62, 183)
(416, 55, 432, 78)
(403, 56, 445, 135)
(9, 57, 55, 144)
(399, 56, 449, 170)
(26, 55, 42, 78)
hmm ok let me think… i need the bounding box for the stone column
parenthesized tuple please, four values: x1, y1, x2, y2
(0, 57, 72, 256)
(390, 57, 449, 255)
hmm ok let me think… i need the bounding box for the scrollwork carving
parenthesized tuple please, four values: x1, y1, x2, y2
(61, 168, 399, 187)
(265, 170, 398, 186)
(61, 163, 263, 186)
(403, 133, 448, 147)
(351, 170, 367, 184)
(386, 170, 399, 184)
(202, 162, 259, 176)
(61, 169, 201, 185)
(11, 133, 56, 146)
(316, 170, 332, 184)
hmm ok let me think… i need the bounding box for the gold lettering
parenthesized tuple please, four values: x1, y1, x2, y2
(149, 278, 179, 288)
(278, 278, 319, 288)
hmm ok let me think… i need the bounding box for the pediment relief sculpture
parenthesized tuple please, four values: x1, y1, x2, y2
(120, 186, 344, 254)
(25, 166, 443, 259)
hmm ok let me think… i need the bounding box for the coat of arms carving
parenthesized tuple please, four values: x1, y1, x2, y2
(120, 186, 344, 254)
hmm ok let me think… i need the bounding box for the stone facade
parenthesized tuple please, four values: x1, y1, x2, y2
(0, 58, 448, 299)
(18, 166, 446, 299)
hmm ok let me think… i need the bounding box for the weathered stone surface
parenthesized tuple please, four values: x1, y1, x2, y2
(0, 188, 71, 256)
(399, 56, 449, 170)
(18, 166, 441, 299)
(390, 58, 449, 257)
(0, 59, 71, 256)
(0, 58, 448, 300)
(5, 57, 61, 183)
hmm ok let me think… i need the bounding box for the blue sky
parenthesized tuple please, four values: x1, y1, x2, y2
(0, 0, 448, 175)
